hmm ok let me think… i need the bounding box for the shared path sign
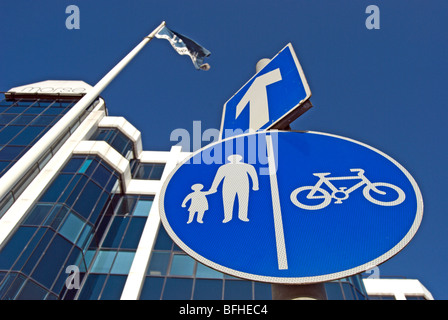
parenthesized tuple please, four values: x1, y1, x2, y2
(159, 131, 423, 284)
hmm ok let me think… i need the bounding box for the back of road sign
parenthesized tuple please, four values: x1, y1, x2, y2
(219, 44, 311, 139)
(159, 131, 423, 284)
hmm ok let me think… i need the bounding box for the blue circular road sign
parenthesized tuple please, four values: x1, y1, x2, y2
(159, 131, 423, 284)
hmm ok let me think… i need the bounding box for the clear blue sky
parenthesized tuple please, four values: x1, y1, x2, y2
(1, 0, 447, 299)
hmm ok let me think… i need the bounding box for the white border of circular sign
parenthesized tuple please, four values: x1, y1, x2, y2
(159, 130, 423, 284)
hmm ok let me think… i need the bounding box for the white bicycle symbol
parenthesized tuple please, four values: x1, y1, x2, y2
(290, 168, 406, 210)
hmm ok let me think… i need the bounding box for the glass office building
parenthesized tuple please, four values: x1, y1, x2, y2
(0, 80, 373, 300)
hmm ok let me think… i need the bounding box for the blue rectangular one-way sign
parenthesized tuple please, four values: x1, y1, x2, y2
(219, 43, 311, 139)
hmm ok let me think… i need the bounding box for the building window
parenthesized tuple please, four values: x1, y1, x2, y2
(89, 250, 135, 275)
(193, 279, 223, 300)
(133, 200, 153, 217)
(224, 280, 253, 300)
(405, 295, 426, 300)
(163, 278, 194, 300)
(368, 295, 396, 300)
(324, 277, 368, 300)
(170, 254, 195, 276)
(130, 161, 165, 180)
(139, 227, 272, 300)
(89, 128, 134, 160)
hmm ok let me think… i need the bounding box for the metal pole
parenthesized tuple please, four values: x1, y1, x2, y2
(70, 20, 166, 115)
(271, 283, 327, 300)
(0, 21, 166, 204)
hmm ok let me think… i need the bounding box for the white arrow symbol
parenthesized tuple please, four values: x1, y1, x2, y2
(235, 68, 282, 131)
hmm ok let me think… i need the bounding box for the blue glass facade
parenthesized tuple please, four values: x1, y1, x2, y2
(0, 93, 97, 219)
(141, 227, 273, 300)
(0, 156, 120, 299)
(78, 194, 153, 300)
(0, 97, 77, 178)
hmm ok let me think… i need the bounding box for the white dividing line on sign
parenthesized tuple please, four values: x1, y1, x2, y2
(266, 134, 288, 270)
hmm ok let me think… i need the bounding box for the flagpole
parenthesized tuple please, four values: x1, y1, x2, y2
(0, 21, 166, 210)
(71, 20, 166, 112)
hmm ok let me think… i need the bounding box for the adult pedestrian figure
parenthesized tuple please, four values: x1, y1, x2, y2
(209, 154, 259, 223)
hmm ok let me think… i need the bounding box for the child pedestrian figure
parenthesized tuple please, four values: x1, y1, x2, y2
(182, 184, 210, 223)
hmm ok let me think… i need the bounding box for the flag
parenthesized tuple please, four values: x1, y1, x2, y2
(155, 26, 211, 71)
